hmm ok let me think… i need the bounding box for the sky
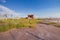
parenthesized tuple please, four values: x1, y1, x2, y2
(0, 0, 60, 18)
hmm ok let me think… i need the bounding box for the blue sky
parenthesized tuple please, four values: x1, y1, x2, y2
(0, 0, 60, 18)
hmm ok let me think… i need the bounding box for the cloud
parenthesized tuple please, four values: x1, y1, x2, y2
(2, 0, 6, 3)
(0, 5, 20, 18)
(0, 0, 6, 3)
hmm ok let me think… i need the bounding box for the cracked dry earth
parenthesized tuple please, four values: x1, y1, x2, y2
(0, 24, 60, 40)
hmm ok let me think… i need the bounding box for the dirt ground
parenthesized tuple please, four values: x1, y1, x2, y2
(0, 24, 60, 40)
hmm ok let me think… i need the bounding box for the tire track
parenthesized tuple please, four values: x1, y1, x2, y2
(9, 31, 16, 40)
(26, 31, 44, 40)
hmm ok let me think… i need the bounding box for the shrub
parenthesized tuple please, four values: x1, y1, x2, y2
(0, 26, 9, 32)
(16, 23, 23, 28)
(45, 22, 56, 25)
(0, 18, 38, 32)
(54, 24, 60, 27)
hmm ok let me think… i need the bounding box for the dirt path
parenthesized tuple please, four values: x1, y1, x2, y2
(0, 24, 60, 40)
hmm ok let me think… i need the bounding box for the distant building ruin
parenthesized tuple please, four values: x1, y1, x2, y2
(26, 14, 34, 19)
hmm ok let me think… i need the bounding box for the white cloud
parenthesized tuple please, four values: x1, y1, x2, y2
(0, 0, 6, 3)
(0, 5, 20, 18)
(3, 0, 6, 3)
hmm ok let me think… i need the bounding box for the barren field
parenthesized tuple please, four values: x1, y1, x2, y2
(0, 23, 60, 40)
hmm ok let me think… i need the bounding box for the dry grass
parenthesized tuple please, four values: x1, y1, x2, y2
(44, 22, 60, 27)
(0, 18, 40, 32)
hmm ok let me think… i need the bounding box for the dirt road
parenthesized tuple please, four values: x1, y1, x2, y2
(0, 24, 60, 40)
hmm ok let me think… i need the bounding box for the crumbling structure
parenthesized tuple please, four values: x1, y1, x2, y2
(26, 14, 34, 19)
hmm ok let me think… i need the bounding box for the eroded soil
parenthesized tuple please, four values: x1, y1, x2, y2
(0, 24, 60, 40)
